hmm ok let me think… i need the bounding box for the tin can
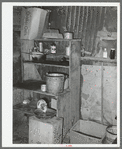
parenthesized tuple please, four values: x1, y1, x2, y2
(64, 32, 73, 39)
(110, 48, 115, 59)
(50, 45, 56, 53)
(41, 84, 46, 92)
(39, 42, 43, 52)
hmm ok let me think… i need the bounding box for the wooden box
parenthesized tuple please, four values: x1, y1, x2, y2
(29, 116, 63, 144)
(70, 120, 107, 144)
(21, 8, 47, 40)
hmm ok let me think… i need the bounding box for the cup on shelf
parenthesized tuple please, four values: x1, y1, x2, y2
(41, 84, 47, 92)
(63, 32, 73, 39)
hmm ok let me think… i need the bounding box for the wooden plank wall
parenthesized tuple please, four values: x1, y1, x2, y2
(23, 63, 41, 81)
(81, 65, 102, 122)
(13, 7, 22, 85)
(57, 92, 70, 138)
(81, 64, 117, 126)
(103, 66, 117, 125)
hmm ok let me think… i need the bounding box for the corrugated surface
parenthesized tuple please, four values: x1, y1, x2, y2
(65, 6, 107, 54)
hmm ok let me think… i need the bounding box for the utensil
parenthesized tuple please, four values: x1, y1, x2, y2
(37, 99, 47, 113)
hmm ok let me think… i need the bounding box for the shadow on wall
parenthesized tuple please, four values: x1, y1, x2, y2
(13, 31, 21, 85)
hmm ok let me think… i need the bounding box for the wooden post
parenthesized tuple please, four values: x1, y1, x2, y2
(69, 40, 81, 126)
(101, 62, 103, 124)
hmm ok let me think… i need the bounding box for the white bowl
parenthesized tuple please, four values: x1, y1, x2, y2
(31, 52, 44, 60)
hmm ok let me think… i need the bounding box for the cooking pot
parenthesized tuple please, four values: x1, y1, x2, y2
(46, 72, 69, 95)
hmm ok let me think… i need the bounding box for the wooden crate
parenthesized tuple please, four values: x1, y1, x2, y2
(70, 119, 107, 144)
(29, 116, 63, 144)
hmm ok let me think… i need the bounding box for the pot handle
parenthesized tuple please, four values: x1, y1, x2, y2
(64, 75, 69, 89)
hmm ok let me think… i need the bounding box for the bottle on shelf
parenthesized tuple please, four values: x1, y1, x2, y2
(81, 47, 85, 57)
(39, 42, 43, 53)
(103, 48, 107, 58)
(50, 43, 56, 54)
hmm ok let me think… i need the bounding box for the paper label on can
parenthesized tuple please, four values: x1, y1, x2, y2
(51, 45, 56, 53)
(41, 84, 46, 92)
(66, 46, 70, 56)
(64, 33, 72, 39)
(103, 52, 107, 58)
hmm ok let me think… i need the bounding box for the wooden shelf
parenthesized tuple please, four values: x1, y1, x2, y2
(14, 80, 44, 91)
(13, 102, 36, 116)
(24, 61, 69, 68)
(81, 56, 117, 63)
(19, 39, 81, 137)
(14, 80, 70, 97)
(33, 88, 70, 97)
(34, 38, 81, 42)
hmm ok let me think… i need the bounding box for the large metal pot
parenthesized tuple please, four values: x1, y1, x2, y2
(46, 73, 65, 95)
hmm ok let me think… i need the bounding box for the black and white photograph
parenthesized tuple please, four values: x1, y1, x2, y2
(2, 2, 120, 147)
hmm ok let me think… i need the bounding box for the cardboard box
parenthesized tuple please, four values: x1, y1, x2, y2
(29, 116, 63, 144)
(21, 7, 48, 40)
(70, 120, 107, 144)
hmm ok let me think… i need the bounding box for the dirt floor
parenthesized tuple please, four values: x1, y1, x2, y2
(13, 110, 70, 144)
(13, 110, 29, 144)
(13, 111, 116, 144)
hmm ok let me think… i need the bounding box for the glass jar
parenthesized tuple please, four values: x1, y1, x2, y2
(110, 48, 115, 59)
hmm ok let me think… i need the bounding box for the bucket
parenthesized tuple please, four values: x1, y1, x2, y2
(46, 73, 65, 95)
(105, 126, 117, 143)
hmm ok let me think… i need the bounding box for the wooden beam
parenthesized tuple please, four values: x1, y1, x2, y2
(101, 62, 103, 124)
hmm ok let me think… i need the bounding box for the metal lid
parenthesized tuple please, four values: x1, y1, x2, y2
(111, 48, 115, 50)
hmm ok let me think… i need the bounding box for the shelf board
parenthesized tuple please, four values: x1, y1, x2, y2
(81, 56, 117, 63)
(34, 38, 81, 42)
(24, 61, 69, 68)
(33, 88, 70, 97)
(14, 80, 70, 97)
(13, 103, 36, 116)
(14, 80, 44, 91)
